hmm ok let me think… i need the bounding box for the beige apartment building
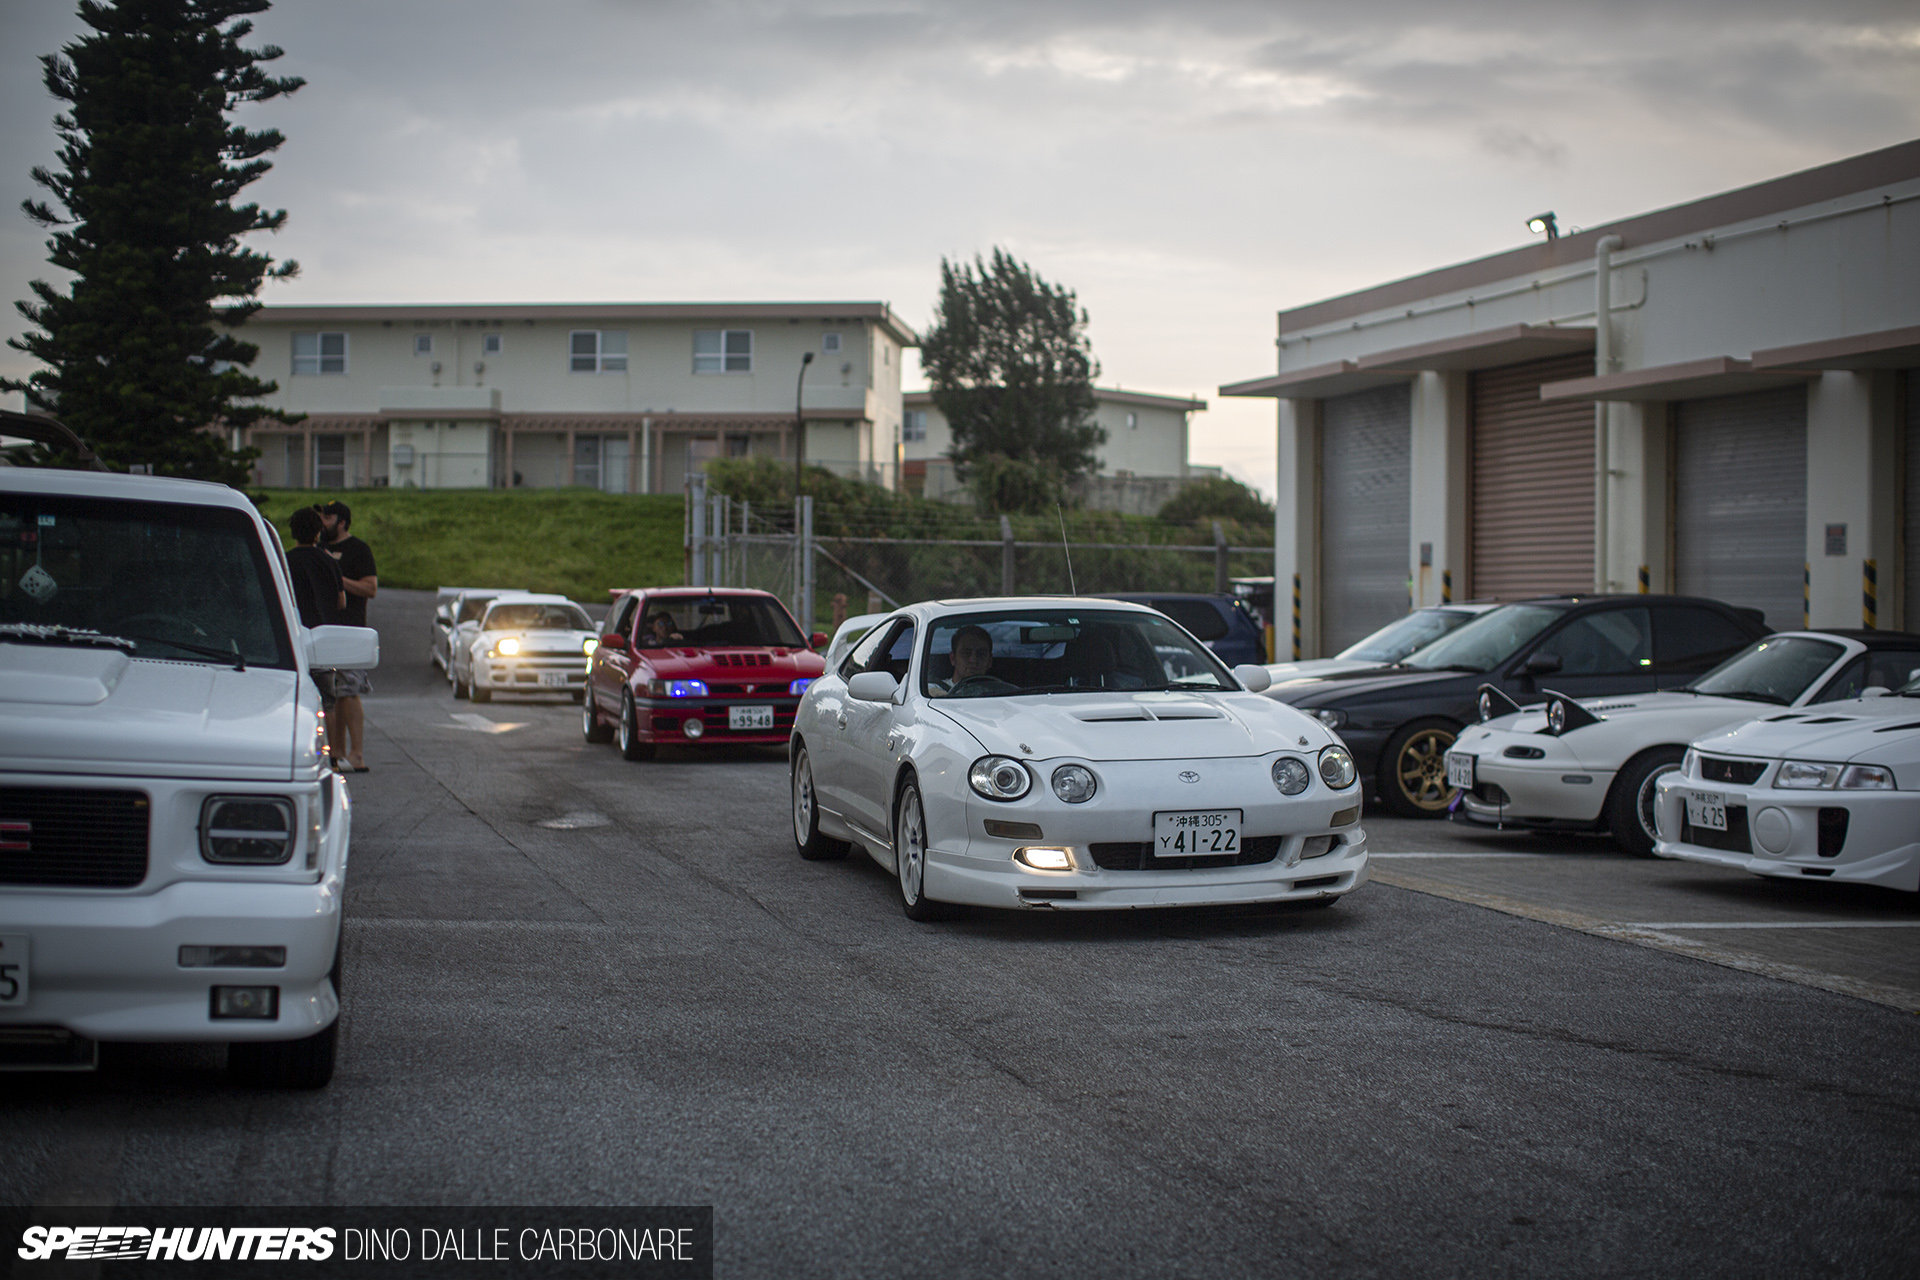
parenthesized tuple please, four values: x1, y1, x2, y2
(901, 386, 1211, 512)
(233, 302, 916, 492)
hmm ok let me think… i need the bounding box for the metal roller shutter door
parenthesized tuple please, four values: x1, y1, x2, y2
(1906, 370, 1919, 629)
(1675, 386, 1807, 630)
(1470, 353, 1596, 599)
(1320, 383, 1410, 653)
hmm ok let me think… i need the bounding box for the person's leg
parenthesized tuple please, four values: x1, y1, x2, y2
(338, 695, 366, 768)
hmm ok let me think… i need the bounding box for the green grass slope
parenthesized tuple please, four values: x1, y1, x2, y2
(258, 489, 685, 601)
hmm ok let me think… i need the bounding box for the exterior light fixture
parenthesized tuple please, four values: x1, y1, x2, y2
(1526, 212, 1559, 241)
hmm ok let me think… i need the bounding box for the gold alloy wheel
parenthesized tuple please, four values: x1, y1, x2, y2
(1394, 727, 1458, 813)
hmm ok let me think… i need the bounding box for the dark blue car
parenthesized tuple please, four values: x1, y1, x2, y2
(1096, 593, 1267, 667)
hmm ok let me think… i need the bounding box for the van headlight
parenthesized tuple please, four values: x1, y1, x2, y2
(1318, 745, 1357, 790)
(200, 796, 296, 865)
(494, 636, 520, 656)
(969, 756, 1032, 801)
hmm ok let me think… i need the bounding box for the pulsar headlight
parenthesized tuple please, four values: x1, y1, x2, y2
(1270, 757, 1311, 795)
(1318, 745, 1357, 790)
(969, 756, 1032, 801)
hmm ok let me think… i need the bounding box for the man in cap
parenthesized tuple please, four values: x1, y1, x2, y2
(317, 500, 377, 770)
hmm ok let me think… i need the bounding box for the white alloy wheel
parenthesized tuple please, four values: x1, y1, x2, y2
(792, 745, 848, 860)
(894, 780, 953, 921)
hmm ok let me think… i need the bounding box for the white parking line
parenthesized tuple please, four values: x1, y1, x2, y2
(1626, 920, 1920, 930)
(1370, 851, 1552, 859)
(442, 713, 528, 734)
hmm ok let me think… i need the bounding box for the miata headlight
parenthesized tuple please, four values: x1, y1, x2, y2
(1315, 709, 1346, 729)
(1050, 764, 1097, 804)
(1318, 745, 1357, 790)
(1270, 757, 1311, 795)
(1546, 700, 1567, 734)
(969, 756, 1032, 801)
(495, 636, 520, 656)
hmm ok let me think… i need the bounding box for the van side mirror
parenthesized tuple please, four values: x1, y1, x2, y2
(307, 625, 380, 670)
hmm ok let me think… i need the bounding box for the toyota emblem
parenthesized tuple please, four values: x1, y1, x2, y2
(1178, 770, 1200, 783)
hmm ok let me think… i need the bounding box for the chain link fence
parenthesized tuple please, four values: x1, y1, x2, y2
(685, 475, 1274, 638)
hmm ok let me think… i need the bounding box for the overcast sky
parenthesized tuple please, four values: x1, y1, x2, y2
(3, 0, 1918, 492)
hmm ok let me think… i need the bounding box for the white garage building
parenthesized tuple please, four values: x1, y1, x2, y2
(1224, 139, 1920, 657)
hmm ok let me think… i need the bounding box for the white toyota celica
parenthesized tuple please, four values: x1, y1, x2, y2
(1653, 682, 1920, 892)
(790, 597, 1368, 919)
(1446, 631, 1920, 856)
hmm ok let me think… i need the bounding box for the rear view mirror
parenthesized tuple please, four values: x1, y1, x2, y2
(307, 625, 380, 670)
(847, 671, 900, 703)
(1232, 664, 1272, 693)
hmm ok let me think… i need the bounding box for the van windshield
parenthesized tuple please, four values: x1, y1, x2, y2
(0, 494, 294, 669)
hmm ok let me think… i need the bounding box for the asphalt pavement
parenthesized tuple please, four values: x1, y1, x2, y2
(5, 588, 1918, 1277)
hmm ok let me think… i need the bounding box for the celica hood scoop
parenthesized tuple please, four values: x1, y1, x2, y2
(0, 642, 130, 706)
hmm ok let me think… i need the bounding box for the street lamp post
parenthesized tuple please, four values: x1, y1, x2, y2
(793, 350, 814, 495)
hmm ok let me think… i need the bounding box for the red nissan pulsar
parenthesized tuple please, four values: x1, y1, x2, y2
(583, 587, 828, 760)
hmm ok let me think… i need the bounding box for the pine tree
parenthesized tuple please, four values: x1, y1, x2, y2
(4, 0, 304, 484)
(920, 249, 1103, 513)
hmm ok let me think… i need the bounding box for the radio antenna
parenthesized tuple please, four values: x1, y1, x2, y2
(1057, 504, 1077, 595)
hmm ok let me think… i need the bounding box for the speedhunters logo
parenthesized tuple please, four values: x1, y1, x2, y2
(4, 1208, 711, 1277)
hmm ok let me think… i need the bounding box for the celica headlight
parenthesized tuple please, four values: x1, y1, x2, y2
(1271, 757, 1311, 795)
(1050, 764, 1097, 804)
(1318, 744, 1357, 790)
(969, 756, 1032, 801)
(495, 636, 521, 656)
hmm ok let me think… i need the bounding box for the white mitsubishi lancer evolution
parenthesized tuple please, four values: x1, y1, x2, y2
(789, 598, 1368, 920)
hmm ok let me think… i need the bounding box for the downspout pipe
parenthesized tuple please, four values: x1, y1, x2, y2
(1593, 235, 1623, 593)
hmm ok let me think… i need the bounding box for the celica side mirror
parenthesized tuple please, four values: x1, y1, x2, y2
(1233, 664, 1272, 693)
(1520, 652, 1562, 676)
(847, 671, 900, 703)
(307, 625, 380, 670)
(810, 630, 829, 650)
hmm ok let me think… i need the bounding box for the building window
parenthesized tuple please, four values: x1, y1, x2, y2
(1127, 412, 1138, 429)
(693, 329, 752, 374)
(822, 333, 841, 353)
(570, 330, 627, 373)
(292, 332, 347, 375)
(903, 410, 927, 443)
(482, 333, 503, 356)
(413, 333, 433, 356)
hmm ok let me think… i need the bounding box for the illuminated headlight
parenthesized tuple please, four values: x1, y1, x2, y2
(494, 636, 520, 656)
(1050, 764, 1098, 804)
(582, 637, 598, 655)
(969, 756, 1032, 801)
(1775, 761, 1841, 789)
(1318, 745, 1357, 790)
(1840, 764, 1894, 790)
(648, 679, 709, 698)
(789, 678, 814, 696)
(1270, 757, 1311, 795)
(1014, 846, 1074, 871)
(1315, 708, 1346, 729)
(200, 796, 295, 865)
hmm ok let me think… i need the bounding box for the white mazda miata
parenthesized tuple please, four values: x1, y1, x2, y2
(789, 597, 1369, 919)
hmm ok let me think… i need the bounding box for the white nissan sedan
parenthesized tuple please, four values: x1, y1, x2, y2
(790, 598, 1368, 920)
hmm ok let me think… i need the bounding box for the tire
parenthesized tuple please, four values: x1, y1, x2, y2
(453, 666, 468, 700)
(895, 778, 958, 921)
(582, 696, 614, 744)
(618, 692, 655, 761)
(469, 675, 491, 704)
(791, 743, 849, 860)
(1608, 746, 1686, 858)
(1380, 719, 1461, 818)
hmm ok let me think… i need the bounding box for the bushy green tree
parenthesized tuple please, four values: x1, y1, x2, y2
(919, 249, 1103, 513)
(1157, 475, 1275, 526)
(4, 0, 303, 483)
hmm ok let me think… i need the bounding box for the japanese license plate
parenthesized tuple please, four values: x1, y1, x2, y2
(539, 673, 569, 689)
(729, 705, 775, 731)
(0, 935, 28, 1007)
(1445, 752, 1475, 790)
(1153, 809, 1242, 858)
(1684, 790, 1727, 832)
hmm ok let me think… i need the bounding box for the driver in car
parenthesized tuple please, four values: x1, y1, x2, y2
(930, 624, 1019, 698)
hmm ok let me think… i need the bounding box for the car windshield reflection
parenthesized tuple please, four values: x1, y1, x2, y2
(1402, 604, 1563, 673)
(921, 609, 1234, 698)
(1688, 636, 1844, 703)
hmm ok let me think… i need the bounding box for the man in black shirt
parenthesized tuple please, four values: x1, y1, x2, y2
(286, 507, 345, 629)
(318, 501, 377, 771)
